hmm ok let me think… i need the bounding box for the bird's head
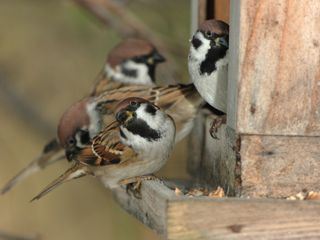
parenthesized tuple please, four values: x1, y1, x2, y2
(57, 98, 100, 161)
(115, 97, 175, 152)
(190, 19, 229, 63)
(105, 38, 165, 85)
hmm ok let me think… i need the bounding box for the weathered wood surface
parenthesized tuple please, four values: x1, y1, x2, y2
(240, 134, 320, 198)
(168, 198, 320, 240)
(112, 180, 176, 236)
(195, 115, 239, 196)
(187, 113, 205, 180)
(113, 181, 320, 240)
(234, 0, 320, 136)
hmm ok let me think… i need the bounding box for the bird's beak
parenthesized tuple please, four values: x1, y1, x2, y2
(149, 51, 166, 65)
(116, 110, 134, 124)
(30, 163, 92, 202)
(215, 36, 229, 48)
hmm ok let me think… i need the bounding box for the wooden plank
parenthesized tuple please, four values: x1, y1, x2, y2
(198, 0, 207, 24)
(187, 113, 205, 179)
(167, 198, 320, 240)
(112, 180, 176, 236)
(227, 0, 240, 129)
(240, 135, 320, 198)
(200, 115, 239, 196)
(214, 0, 230, 23)
(113, 180, 320, 240)
(234, 0, 320, 136)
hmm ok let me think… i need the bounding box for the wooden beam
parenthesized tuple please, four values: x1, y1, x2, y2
(234, 0, 320, 136)
(112, 180, 176, 237)
(113, 180, 320, 240)
(225, 0, 320, 197)
(240, 134, 320, 198)
(214, 0, 230, 23)
(167, 198, 320, 240)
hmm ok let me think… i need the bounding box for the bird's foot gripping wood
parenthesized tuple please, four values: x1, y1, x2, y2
(119, 175, 159, 199)
(209, 115, 227, 139)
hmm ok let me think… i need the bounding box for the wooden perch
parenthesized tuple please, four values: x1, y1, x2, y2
(112, 180, 320, 240)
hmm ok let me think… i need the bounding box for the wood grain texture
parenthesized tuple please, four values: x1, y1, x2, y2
(200, 116, 239, 196)
(240, 135, 320, 198)
(187, 113, 205, 179)
(112, 180, 176, 236)
(112, 180, 320, 240)
(167, 198, 320, 240)
(235, 0, 320, 136)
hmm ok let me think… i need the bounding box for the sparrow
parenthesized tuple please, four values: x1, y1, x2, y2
(0, 38, 166, 195)
(91, 38, 165, 96)
(31, 97, 176, 201)
(188, 19, 229, 137)
(58, 83, 203, 163)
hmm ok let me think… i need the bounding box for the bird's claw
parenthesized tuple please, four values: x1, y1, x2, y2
(209, 115, 227, 139)
(121, 175, 158, 199)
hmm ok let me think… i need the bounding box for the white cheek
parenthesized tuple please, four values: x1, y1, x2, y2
(189, 32, 211, 62)
(135, 104, 166, 130)
(105, 61, 153, 85)
(86, 101, 101, 138)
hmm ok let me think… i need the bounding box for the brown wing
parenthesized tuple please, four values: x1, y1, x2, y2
(95, 83, 200, 113)
(94, 84, 202, 136)
(90, 68, 126, 97)
(75, 120, 134, 167)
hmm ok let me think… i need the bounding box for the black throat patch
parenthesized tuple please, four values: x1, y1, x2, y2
(200, 46, 227, 75)
(125, 118, 161, 142)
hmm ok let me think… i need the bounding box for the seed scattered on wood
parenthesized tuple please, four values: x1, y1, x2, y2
(208, 186, 225, 198)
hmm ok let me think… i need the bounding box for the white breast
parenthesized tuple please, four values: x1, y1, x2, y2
(189, 47, 229, 113)
(97, 115, 176, 189)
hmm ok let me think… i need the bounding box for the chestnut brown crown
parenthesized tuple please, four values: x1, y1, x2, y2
(107, 38, 162, 68)
(57, 98, 90, 148)
(199, 19, 229, 36)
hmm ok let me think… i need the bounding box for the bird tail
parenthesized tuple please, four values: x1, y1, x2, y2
(0, 139, 64, 195)
(30, 162, 92, 202)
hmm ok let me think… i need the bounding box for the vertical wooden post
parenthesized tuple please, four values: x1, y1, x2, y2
(230, 0, 320, 198)
(188, 0, 238, 195)
(189, 0, 320, 198)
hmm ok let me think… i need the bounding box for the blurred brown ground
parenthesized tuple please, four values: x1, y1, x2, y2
(0, 1, 190, 239)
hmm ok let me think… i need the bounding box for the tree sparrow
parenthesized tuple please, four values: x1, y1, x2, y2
(59, 83, 202, 162)
(31, 98, 176, 201)
(188, 19, 229, 137)
(0, 38, 165, 195)
(91, 38, 165, 95)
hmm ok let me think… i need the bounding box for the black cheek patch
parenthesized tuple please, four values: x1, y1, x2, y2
(125, 118, 161, 142)
(191, 37, 202, 49)
(200, 46, 228, 75)
(79, 130, 90, 145)
(122, 67, 137, 78)
(145, 104, 157, 116)
(119, 128, 127, 139)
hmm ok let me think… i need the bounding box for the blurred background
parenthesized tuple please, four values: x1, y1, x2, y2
(0, 0, 191, 239)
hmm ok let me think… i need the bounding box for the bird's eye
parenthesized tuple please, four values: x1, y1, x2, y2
(130, 101, 139, 107)
(205, 31, 212, 38)
(67, 137, 75, 146)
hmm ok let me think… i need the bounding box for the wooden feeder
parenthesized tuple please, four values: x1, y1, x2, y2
(112, 0, 320, 239)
